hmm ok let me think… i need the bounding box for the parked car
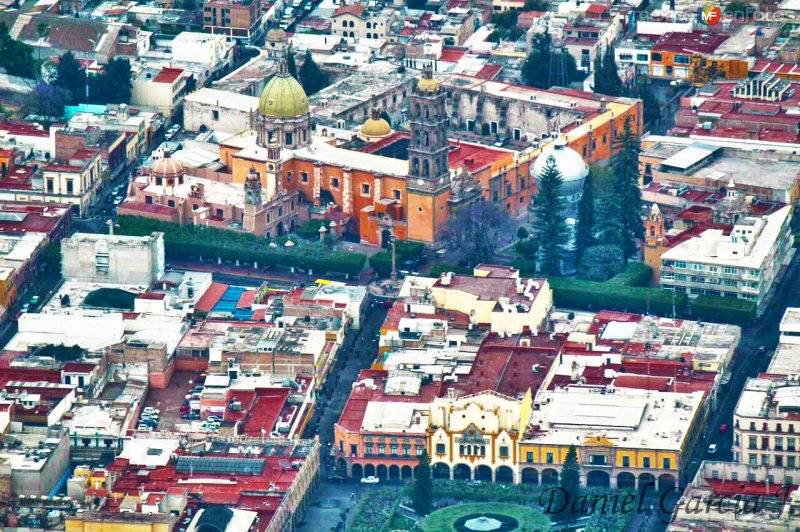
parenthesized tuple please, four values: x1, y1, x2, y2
(360, 476, 379, 484)
(206, 416, 221, 422)
(708, 444, 718, 454)
(137, 425, 153, 431)
(29, 296, 39, 305)
(20, 304, 30, 313)
(327, 475, 347, 483)
(143, 407, 160, 415)
(719, 424, 729, 433)
(184, 413, 200, 420)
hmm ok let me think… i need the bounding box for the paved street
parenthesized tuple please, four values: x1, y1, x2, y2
(298, 297, 390, 532)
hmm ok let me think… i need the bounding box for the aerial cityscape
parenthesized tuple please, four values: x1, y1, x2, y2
(0, 0, 797, 530)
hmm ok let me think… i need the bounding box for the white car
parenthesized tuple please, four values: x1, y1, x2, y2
(708, 444, 718, 454)
(143, 407, 160, 415)
(137, 425, 153, 431)
(360, 476, 380, 484)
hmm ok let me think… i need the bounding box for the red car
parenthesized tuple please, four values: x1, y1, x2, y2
(719, 424, 729, 433)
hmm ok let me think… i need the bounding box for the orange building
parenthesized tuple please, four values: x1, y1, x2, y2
(213, 50, 641, 246)
(334, 370, 443, 480)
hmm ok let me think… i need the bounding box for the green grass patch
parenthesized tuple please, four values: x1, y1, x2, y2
(420, 503, 549, 531)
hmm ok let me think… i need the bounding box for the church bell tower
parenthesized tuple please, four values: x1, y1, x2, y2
(406, 64, 451, 244)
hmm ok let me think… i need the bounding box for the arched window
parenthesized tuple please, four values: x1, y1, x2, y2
(423, 132, 429, 147)
(422, 160, 430, 177)
(412, 157, 419, 175)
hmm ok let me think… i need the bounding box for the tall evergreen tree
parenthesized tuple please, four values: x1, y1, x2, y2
(298, 50, 328, 96)
(56, 51, 86, 104)
(593, 45, 625, 97)
(574, 169, 595, 264)
(559, 445, 582, 521)
(533, 155, 568, 276)
(412, 451, 434, 516)
(287, 50, 298, 80)
(613, 115, 644, 262)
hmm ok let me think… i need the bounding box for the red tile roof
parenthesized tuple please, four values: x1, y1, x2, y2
(153, 67, 184, 84)
(475, 64, 502, 81)
(195, 283, 228, 313)
(332, 2, 365, 17)
(242, 388, 289, 436)
(653, 31, 728, 55)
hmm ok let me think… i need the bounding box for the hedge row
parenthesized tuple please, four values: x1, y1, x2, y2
(689, 294, 757, 325)
(116, 215, 367, 276)
(607, 262, 653, 287)
(549, 276, 687, 316)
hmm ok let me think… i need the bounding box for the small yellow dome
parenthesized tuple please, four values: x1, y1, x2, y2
(417, 77, 440, 93)
(417, 64, 440, 93)
(361, 117, 391, 138)
(258, 73, 309, 118)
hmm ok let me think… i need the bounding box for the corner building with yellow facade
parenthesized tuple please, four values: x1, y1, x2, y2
(518, 386, 705, 491)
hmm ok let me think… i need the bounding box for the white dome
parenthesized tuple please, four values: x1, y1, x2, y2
(532, 139, 589, 184)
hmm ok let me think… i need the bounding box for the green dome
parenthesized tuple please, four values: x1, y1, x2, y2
(258, 73, 309, 118)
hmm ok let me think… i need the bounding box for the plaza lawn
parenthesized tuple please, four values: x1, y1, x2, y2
(420, 502, 550, 531)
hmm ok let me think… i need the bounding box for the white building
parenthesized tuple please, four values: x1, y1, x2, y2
(183, 88, 260, 134)
(61, 232, 165, 287)
(660, 205, 794, 315)
(170, 32, 234, 73)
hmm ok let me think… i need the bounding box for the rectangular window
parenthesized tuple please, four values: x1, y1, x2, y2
(674, 55, 690, 64)
(301, 171, 309, 183)
(332, 177, 340, 189)
(365, 444, 373, 456)
(776, 437, 784, 450)
(394, 189, 401, 200)
(526, 452, 533, 463)
(546, 452, 554, 464)
(723, 266, 738, 274)
(377, 444, 385, 456)
(46, 178, 54, 192)
(789, 456, 796, 468)
(145, 196, 153, 204)
(622, 456, 630, 467)
(286, 171, 293, 183)
(663, 458, 671, 469)
(643, 457, 651, 468)
(749, 455, 757, 465)
(212, 110, 219, 120)
(361, 183, 371, 196)
(651, 52, 662, 62)
(499, 446, 509, 458)
(749, 436, 757, 449)
(776, 455, 784, 467)
(351, 444, 357, 456)
(390, 444, 398, 456)
(435, 443, 446, 454)
(416, 447, 424, 456)
(590, 455, 607, 465)
(789, 438, 796, 451)
(403, 444, 410, 456)
(636, 53, 648, 62)
(66, 180, 74, 194)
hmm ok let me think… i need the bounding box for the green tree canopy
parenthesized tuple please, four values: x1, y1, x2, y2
(577, 244, 625, 281)
(0, 22, 36, 78)
(559, 444, 582, 522)
(521, 31, 581, 89)
(56, 51, 86, 104)
(443, 200, 513, 268)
